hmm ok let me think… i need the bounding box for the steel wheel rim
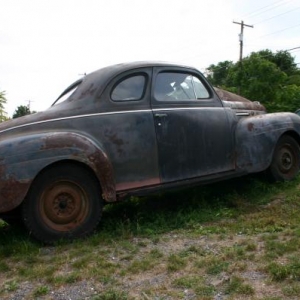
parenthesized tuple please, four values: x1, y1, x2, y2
(277, 145, 295, 174)
(39, 180, 89, 232)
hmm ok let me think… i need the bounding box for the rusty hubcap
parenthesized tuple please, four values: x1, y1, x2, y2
(278, 146, 294, 173)
(40, 181, 89, 232)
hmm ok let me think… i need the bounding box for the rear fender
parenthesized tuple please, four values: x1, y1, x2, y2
(0, 132, 115, 213)
(235, 112, 300, 172)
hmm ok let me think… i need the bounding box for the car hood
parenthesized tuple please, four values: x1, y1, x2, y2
(214, 87, 266, 112)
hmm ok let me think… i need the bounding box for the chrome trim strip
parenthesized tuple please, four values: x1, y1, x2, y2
(0, 110, 151, 134)
(0, 106, 223, 134)
(152, 107, 221, 112)
(236, 112, 250, 116)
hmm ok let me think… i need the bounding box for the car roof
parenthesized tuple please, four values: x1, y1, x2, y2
(97, 60, 196, 71)
(72, 61, 198, 101)
(88, 61, 198, 79)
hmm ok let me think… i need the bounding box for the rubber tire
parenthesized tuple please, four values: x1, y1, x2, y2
(22, 164, 103, 244)
(268, 135, 300, 181)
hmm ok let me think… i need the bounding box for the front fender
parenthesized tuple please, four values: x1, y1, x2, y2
(0, 132, 115, 213)
(235, 112, 300, 172)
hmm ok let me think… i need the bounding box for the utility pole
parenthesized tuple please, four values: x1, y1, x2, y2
(233, 20, 253, 94)
(233, 20, 253, 62)
(27, 100, 34, 112)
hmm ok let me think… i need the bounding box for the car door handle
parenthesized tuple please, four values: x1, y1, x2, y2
(154, 113, 167, 118)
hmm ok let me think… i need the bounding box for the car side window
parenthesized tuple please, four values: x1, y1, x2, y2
(154, 72, 209, 101)
(111, 75, 146, 101)
(192, 76, 210, 99)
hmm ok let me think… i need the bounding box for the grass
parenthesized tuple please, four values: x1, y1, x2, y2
(1, 175, 300, 299)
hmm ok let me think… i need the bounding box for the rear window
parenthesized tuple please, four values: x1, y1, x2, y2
(52, 79, 82, 106)
(111, 75, 146, 101)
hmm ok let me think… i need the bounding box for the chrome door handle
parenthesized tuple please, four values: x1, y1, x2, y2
(155, 113, 167, 117)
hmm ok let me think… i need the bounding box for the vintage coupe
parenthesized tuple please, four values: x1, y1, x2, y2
(0, 61, 300, 243)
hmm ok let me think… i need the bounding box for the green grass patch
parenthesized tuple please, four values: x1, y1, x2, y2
(167, 254, 187, 272)
(1, 175, 300, 298)
(206, 258, 229, 275)
(33, 285, 49, 297)
(225, 276, 254, 295)
(267, 256, 300, 281)
(92, 289, 129, 300)
(282, 283, 300, 296)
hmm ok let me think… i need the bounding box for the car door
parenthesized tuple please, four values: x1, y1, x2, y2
(151, 67, 235, 183)
(96, 67, 161, 191)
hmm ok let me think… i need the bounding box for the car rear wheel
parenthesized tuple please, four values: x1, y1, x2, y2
(22, 164, 103, 244)
(268, 135, 300, 181)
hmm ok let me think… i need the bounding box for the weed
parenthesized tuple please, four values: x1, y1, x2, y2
(92, 289, 129, 300)
(0, 261, 9, 272)
(282, 283, 300, 296)
(195, 284, 216, 297)
(205, 257, 229, 275)
(50, 272, 81, 285)
(127, 258, 155, 273)
(149, 248, 164, 259)
(228, 261, 247, 272)
(3, 280, 18, 292)
(0, 219, 6, 227)
(167, 254, 187, 272)
(72, 256, 91, 269)
(260, 297, 282, 300)
(267, 262, 289, 281)
(33, 285, 49, 297)
(225, 276, 254, 295)
(266, 255, 300, 281)
(172, 275, 203, 288)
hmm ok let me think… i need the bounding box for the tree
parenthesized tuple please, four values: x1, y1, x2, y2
(0, 90, 8, 122)
(230, 52, 287, 103)
(277, 84, 300, 112)
(257, 50, 298, 76)
(13, 105, 31, 119)
(206, 49, 300, 113)
(206, 61, 234, 87)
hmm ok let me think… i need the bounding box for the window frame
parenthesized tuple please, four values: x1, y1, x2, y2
(110, 73, 148, 102)
(153, 71, 211, 102)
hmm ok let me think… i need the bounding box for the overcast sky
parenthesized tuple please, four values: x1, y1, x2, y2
(1, 0, 300, 116)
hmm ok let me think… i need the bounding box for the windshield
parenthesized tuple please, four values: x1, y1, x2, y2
(52, 79, 83, 106)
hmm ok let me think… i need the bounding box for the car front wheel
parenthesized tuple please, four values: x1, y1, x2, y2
(268, 135, 300, 181)
(22, 164, 103, 244)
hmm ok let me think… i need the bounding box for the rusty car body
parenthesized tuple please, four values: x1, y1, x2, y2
(0, 61, 300, 243)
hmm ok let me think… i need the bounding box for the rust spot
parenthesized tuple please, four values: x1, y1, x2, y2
(215, 87, 265, 108)
(87, 151, 115, 202)
(248, 123, 254, 131)
(104, 130, 126, 156)
(41, 133, 116, 203)
(0, 159, 31, 213)
(104, 131, 124, 147)
(0, 175, 30, 213)
(115, 178, 160, 191)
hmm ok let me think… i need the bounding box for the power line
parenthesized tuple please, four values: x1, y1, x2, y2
(254, 6, 300, 25)
(241, 0, 293, 19)
(286, 46, 300, 51)
(242, 0, 283, 17)
(258, 22, 300, 38)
